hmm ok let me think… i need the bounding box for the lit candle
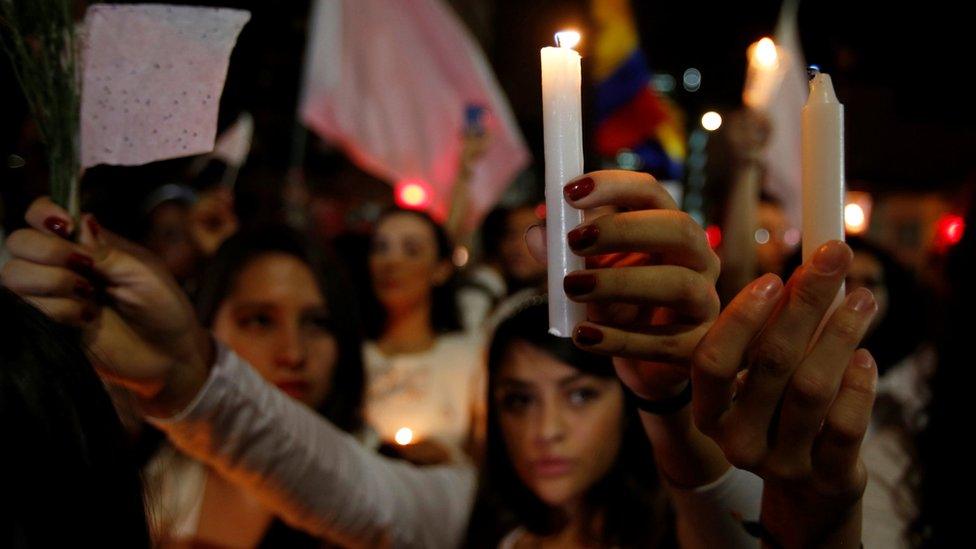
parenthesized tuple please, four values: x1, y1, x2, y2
(802, 68, 845, 302)
(394, 427, 414, 446)
(743, 37, 780, 109)
(541, 30, 586, 337)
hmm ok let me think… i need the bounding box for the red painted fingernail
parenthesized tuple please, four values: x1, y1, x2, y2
(86, 216, 101, 239)
(67, 253, 94, 273)
(567, 224, 599, 250)
(44, 216, 70, 239)
(563, 177, 595, 201)
(563, 273, 597, 296)
(574, 325, 604, 346)
(73, 279, 95, 299)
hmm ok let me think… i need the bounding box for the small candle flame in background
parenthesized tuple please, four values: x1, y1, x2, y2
(752, 37, 779, 70)
(394, 427, 414, 446)
(554, 30, 581, 49)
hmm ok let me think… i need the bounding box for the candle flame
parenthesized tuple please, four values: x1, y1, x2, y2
(394, 427, 414, 446)
(554, 30, 581, 49)
(751, 37, 778, 70)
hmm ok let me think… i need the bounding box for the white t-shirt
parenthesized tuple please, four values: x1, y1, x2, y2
(363, 332, 486, 453)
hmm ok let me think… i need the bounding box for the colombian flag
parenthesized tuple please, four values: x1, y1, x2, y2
(592, 0, 685, 180)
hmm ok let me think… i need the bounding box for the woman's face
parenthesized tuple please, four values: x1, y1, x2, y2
(213, 253, 338, 409)
(494, 340, 624, 509)
(369, 212, 451, 314)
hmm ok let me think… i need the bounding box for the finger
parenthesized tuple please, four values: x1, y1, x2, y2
(564, 266, 719, 321)
(691, 274, 783, 435)
(765, 288, 878, 478)
(524, 223, 546, 265)
(563, 170, 678, 211)
(23, 296, 96, 327)
(567, 210, 718, 276)
(729, 241, 852, 443)
(0, 259, 95, 299)
(4, 229, 97, 272)
(572, 321, 708, 364)
(25, 196, 75, 238)
(812, 349, 877, 496)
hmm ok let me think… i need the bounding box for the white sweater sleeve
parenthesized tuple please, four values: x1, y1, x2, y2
(151, 344, 477, 548)
(668, 467, 763, 548)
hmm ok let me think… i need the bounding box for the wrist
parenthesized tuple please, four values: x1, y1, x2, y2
(142, 329, 213, 418)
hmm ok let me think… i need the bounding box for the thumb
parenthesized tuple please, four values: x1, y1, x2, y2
(524, 223, 548, 266)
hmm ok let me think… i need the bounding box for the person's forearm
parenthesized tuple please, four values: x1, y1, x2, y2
(151, 344, 476, 547)
(718, 163, 761, 303)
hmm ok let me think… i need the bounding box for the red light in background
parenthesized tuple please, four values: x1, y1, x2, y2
(534, 202, 547, 220)
(935, 214, 965, 247)
(705, 225, 723, 249)
(395, 180, 431, 210)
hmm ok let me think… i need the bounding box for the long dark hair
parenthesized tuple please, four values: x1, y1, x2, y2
(195, 226, 365, 434)
(466, 301, 672, 548)
(846, 236, 930, 376)
(0, 288, 150, 547)
(362, 207, 462, 339)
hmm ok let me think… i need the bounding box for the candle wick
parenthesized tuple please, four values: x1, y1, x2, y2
(806, 65, 821, 81)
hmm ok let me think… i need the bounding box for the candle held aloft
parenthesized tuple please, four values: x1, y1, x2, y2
(541, 31, 586, 337)
(802, 69, 845, 302)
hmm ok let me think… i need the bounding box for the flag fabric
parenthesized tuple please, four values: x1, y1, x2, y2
(742, 0, 807, 228)
(80, 4, 249, 168)
(299, 0, 530, 228)
(591, 0, 685, 181)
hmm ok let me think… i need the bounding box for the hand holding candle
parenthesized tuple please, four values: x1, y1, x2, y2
(541, 30, 586, 337)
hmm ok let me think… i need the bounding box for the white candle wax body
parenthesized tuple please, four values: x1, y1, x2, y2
(802, 72, 845, 301)
(541, 45, 586, 337)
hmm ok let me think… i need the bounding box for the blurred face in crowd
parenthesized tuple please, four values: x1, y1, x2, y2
(369, 212, 452, 315)
(847, 250, 889, 332)
(212, 252, 338, 409)
(756, 201, 796, 276)
(500, 206, 545, 286)
(494, 340, 624, 509)
(145, 201, 200, 282)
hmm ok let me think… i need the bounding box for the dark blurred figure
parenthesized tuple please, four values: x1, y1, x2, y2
(0, 288, 150, 547)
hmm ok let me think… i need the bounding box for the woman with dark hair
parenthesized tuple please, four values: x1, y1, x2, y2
(0, 288, 150, 548)
(362, 207, 486, 459)
(146, 227, 366, 547)
(467, 301, 673, 547)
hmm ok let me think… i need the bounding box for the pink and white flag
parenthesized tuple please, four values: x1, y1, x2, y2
(299, 0, 530, 228)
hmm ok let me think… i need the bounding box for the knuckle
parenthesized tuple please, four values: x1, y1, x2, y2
(789, 372, 835, 408)
(693, 344, 734, 382)
(825, 314, 863, 345)
(751, 336, 798, 378)
(790, 278, 830, 312)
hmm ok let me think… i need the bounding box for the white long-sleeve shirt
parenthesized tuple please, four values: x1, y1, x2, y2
(152, 343, 762, 548)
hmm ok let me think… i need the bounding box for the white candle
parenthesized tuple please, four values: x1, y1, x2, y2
(541, 30, 586, 338)
(802, 69, 845, 301)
